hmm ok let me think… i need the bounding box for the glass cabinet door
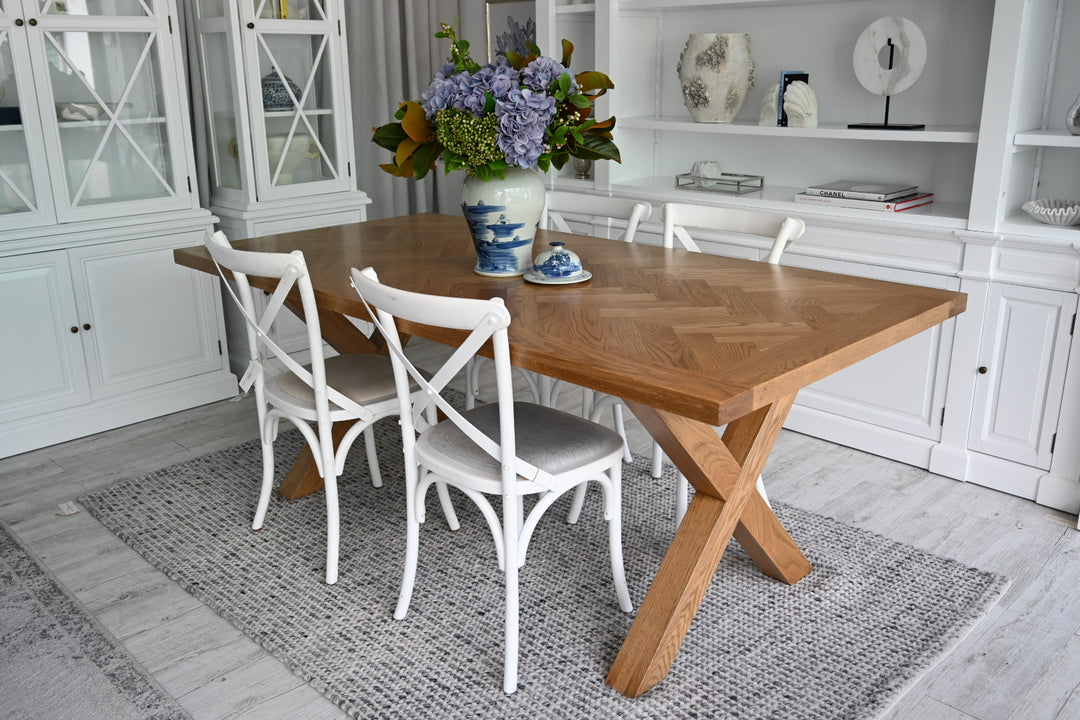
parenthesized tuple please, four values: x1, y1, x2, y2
(0, 0, 56, 230)
(22, 0, 193, 222)
(244, 0, 350, 200)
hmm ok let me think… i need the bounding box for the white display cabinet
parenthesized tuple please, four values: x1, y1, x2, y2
(537, 0, 1080, 514)
(188, 0, 369, 377)
(0, 0, 235, 458)
(188, 0, 369, 232)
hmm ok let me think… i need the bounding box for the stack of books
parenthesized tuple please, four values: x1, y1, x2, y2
(795, 181, 934, 212)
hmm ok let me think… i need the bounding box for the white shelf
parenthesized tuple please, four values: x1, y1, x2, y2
(56, 116, 167, 128)
(619, 117, 980, 143)
(557, 2, 596, 13)
(612, 177, 971, 229)
(619, 0, 863, 10)
(1001, 213, 1080, 243)
(1013, 129, 1080, 148)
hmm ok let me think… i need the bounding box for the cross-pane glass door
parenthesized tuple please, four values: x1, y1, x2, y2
(246, 0, 349, 200)
(45, 28, 174, 208)
(0, 2, 55, 228)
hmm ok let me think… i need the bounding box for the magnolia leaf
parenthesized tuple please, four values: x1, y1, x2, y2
(395, 137, 420, 167)
(412, 141, 443, 177)
(561, 39, 574, 68)
(372, 122, 408, 152)
(400, 101, 431, 142)
(589, 116, 616, 133)
(568, 93, 591, 109)
(504, 51, 525, 70)
(573, 133, 621, 163)
(379, 158, 414, 177)
(576, 71, 615, 94)
(538, 155, 551, 173)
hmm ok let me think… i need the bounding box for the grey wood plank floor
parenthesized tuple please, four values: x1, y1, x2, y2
(3, 338, 1079, 720)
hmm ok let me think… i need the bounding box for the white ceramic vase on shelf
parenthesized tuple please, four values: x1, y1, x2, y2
(461, 167, 545, 277)
(1066, 91, 1080, 136)
(677, 33, 755, 123)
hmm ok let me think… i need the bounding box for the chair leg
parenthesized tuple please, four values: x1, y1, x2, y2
(395, 474, 421, 620)
(651, 440, 664, 479)
(675, 471, 689, 527)
(566, 483, 587, 524)
(464, 358, 481, 410)
(502, 493, 521, 694)
(364, 426, 382, 488)
(755, 475, 771, 508)
(604, 470, 633, 613)
(253, 437, 275, 530)
(435, 482, 460, 531)
(612, 404, 633, 463)
(324, 473, 340, 585)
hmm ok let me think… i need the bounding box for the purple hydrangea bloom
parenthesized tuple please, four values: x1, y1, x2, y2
(420, 69, 463, 118)
(523, 56, 575, 93)
(459, 59, 521, 116)
(495, 87, 556, 168)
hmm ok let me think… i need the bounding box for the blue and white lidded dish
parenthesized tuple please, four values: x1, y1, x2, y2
(533, 242, 583, 279)
(262, 72, 302, 110)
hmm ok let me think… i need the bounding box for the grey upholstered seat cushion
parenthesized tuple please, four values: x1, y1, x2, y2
(271, 354, 402, 407)
(419, 402, 624, 477)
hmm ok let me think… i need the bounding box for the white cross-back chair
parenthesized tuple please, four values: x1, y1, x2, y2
(350, 266, 633, 695)
(466, 192, 652, 463)
(205, 231, 423, 585)
(659, 202, 806, 524)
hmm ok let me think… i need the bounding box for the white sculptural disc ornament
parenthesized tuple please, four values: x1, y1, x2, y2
(853, 17, 926, 96)
(677, 33, 755, 123)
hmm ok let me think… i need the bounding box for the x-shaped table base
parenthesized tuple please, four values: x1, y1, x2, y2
(607, 394, 812, 697)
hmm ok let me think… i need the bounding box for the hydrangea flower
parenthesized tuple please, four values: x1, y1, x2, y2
(420, 69, 461, 118)
(459, 58, 521, 116)
(496, 87, 556, 168)
(523, 55, 576, 93)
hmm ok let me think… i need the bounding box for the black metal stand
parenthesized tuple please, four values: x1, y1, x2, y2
(848, 39, 925, 131)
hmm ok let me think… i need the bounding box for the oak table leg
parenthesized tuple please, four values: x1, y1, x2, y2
(608, 394, 811, 697)
(276, 303, 395, 501)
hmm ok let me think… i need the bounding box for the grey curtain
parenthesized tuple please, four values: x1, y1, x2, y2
(344, 1, 464, 220)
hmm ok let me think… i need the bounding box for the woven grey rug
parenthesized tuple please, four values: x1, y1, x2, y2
(79, 421, 1006, 720)
(0, 523, 190, 720)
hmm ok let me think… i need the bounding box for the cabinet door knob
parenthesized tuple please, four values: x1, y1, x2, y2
(27, 18, 37, 26)
(14, 18, 24, 26)
(977, 366, 988, 374)
(82, 323, 91, 331)
(70, 326, 78, 333)
(247, 22, 255, 29)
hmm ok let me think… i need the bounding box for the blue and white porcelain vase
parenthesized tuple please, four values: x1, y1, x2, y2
(262, 72, 302, 110)
(461, 167, 545, 277)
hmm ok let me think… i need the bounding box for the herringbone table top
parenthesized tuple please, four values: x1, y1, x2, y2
(176, 212, 966, 426)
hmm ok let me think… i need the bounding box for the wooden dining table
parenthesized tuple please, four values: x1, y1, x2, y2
(174, 212, 966, 698)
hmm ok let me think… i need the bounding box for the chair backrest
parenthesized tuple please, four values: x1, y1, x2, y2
(542, 191, 652, 243)
(204, 230, 337, 415)
(660, 202, 806, 263)
(350, 267, 562, 490)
